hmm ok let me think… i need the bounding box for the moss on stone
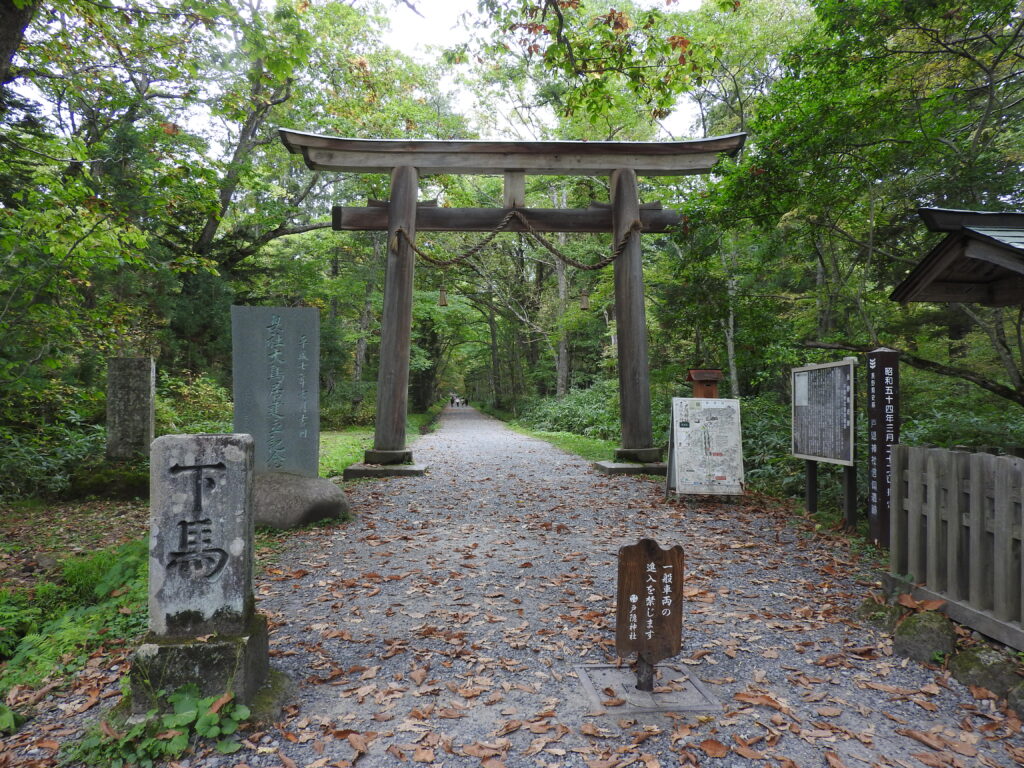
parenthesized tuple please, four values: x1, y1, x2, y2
(247, 668, 294, 725)
(893, 611, 956, 664)
(1008, 679, 1024, 719)
(856, 598, 904, 633)
(948, 646, 1022, 698)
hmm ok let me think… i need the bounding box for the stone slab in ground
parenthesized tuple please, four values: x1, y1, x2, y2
(576, 663, 719, 716)
(342, 462, 427, 480)
(593, 460, 667, 476)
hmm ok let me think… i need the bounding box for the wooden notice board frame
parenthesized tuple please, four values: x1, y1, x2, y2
(791, 359, 856, 467)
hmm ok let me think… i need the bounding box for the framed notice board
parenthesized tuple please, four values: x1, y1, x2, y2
(791, 359, 856, 466)
(666, 398, 744, 496)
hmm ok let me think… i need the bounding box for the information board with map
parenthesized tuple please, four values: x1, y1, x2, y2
(667, 398, 744, 496)
(791, 359, 856, 466)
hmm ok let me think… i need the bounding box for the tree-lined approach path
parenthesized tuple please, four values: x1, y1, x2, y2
(245, 407, 1023, 768)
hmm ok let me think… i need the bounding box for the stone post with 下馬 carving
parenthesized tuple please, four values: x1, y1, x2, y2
(616, 538, 685, 691)
(130, 434, 269, 712)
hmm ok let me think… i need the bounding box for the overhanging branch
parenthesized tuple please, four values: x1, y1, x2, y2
(805, 340, 1024, 407)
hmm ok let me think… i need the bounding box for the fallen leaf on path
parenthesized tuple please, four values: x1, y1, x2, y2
(734, 691, 789, 713)
(73, 687, 100, 713)
(732, 744, 766, 760)
(348, 733, 371, 754)
(412, 746, 435, 762)
(698, 739, 728, 758)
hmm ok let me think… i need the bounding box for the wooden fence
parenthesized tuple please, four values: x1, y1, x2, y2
(890, 445, 1024, 651)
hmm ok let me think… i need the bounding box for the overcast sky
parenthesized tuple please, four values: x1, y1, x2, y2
(381, 0, 704, 138)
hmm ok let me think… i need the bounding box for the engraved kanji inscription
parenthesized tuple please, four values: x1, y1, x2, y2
(167, 518, 228, 578)
(615, 538, 685, 664)
(167, 462, 228, 580)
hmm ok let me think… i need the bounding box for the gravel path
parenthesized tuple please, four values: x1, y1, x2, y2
(12, 407, 1024, 767)
(233, 407, 1024, 768)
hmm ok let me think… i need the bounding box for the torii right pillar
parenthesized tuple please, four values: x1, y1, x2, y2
(611, 168, 660, 463)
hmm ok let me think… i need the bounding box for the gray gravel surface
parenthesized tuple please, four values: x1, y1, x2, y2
(17, 407, 1024, 767)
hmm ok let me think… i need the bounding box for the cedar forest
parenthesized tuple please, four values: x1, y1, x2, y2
(2, 0, 1024, 506)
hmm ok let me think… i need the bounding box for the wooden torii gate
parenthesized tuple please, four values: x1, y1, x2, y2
(280, 129, 746, 470)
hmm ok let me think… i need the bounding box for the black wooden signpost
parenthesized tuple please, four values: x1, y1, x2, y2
(867, 348, 900, 547)
(615, 539, 685, 691)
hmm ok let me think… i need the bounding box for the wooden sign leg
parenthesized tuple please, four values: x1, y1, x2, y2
(636, 654, 655, 692)
(366, 165, 418, 465)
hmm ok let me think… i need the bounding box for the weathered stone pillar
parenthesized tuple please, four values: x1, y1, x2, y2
(611, 168, 659, 463)
(131, 434, 268, 711)
(105, 357, 155, 460)
(366, 165, 418, 465)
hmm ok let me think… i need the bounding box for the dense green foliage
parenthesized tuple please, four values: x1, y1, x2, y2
(2, 0, 1023, 505)
(0, 539, 148, 694)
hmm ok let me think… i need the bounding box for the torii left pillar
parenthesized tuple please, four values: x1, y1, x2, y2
(365, 165, 418, 465)
(611, 168, 660, 463)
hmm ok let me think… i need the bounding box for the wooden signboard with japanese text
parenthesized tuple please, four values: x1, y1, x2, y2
(791, 359, 856, 466)
(615, 539, 685, 663)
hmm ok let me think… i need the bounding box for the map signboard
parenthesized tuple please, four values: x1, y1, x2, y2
(667, 398, 744, 496)
(791, 359, 856, 466)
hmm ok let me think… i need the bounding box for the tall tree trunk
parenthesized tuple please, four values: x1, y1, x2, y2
(720, 241, 741, 398)
(488, 302, 500, 405)
(0, 0, 37, 89)
(353, 234, 382, 383)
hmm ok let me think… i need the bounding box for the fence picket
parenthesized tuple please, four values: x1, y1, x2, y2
(994, 458, 1015, 620)
(926, 449, 942, 590)
(946, 452, 967, 601)
(907, 447, 926, 583)
(969, 452, 987, 609)
(891, 446, 908, 577)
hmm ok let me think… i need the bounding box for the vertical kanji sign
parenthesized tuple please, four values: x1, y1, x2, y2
(615, 539, 685, 664)
(867, 348, 900, 547)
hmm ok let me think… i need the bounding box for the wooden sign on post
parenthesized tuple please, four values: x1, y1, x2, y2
(615, 538, 685, 691)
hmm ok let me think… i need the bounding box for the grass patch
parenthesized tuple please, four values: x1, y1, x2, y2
(505, 424, 617, 463)
(319, 427, 375, 478)
(319, 405, 443, 477)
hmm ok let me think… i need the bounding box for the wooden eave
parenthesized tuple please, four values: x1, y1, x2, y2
(918, 207, 1024, 232)
(279, 128, 746, 177)
(891, 226, 1024, 307)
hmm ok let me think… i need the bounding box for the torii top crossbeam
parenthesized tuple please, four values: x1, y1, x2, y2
(279, 129, 746, 177)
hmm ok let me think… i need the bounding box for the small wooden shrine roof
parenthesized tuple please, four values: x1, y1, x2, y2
(890, 208, 1024, 306)
(279, 129, 746, 177)
(686, 369, 723, 382)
